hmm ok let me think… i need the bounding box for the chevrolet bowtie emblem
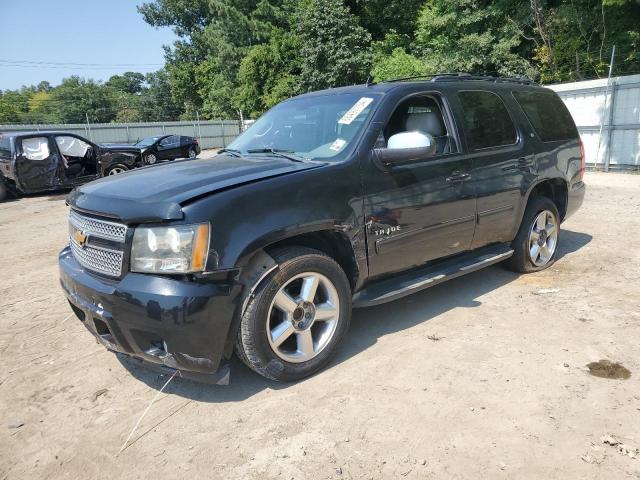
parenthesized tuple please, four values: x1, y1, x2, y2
(74, 229, 88, 247)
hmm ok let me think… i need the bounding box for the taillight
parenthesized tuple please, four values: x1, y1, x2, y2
(194, 139, 199, 145)
(579, 138, 585, 180)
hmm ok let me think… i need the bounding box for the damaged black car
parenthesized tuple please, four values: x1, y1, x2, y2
(0, 131, 152, 202)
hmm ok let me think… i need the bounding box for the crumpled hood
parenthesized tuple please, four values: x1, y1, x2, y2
(68, 156, 324, 223)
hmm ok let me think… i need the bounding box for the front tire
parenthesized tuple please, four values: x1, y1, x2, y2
(145, 153, 157, 165)
(235, 247, 352, 382)
(506, 196, 560, 273)
(106, 165, 128, 176)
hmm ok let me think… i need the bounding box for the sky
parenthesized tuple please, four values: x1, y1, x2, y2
(0, 0, 177, 90)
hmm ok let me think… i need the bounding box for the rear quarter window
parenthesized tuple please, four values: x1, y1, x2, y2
(457, 91, 518, 150)
(512, 90, 578, 142)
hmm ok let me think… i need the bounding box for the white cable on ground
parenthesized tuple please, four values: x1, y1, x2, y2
(117, 369, 179, 455)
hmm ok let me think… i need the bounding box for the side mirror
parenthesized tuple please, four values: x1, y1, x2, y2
(374, 131, 436, 166)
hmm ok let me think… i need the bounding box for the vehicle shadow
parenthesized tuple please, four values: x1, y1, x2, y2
(556, 229, 592, 260)
(120, 229, 592, 402)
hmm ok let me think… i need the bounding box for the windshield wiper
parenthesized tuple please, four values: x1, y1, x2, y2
(218, 148, 242, 157)
(246, 148, 308, 163)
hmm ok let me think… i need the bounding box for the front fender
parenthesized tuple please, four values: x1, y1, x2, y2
(180, 162, 366, 274)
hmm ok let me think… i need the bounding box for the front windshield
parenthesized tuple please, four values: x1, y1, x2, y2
(228, 93, 380, 161)
(135, 137, 159, 147)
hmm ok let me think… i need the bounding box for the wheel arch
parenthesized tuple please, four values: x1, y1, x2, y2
(526, 178, 569, 221)
(222, 228, 360, 360)
(237, 227, 360, 292)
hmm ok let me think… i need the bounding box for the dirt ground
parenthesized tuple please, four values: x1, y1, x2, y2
(1, 171, 639, 479)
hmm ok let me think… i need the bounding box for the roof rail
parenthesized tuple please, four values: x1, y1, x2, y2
(382, 72, 537, 86)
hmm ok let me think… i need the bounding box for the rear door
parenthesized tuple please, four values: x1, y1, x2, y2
(454, 90, 534, 248)
(14, 135, 61, 192)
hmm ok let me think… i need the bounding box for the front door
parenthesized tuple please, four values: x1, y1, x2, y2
(15, 136, 60, 192)
(363, 93, 476, 279)
(157, 135, 181, 160)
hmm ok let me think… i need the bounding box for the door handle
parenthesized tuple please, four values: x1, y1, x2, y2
(446, 172, 471, 183)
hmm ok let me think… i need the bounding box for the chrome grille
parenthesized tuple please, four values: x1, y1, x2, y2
(69, 210, 127, 277)
(69, 209, 127, 242)
(70, 240, 124, 277)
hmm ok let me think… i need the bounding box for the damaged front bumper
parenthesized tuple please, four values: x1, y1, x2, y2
(59, 247, 241, 384)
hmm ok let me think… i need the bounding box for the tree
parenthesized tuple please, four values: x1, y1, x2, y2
(106, 72, 146, 94)
(235, 31, 301, 117)
(142, 69, 184, 121)
(414, 0, 535, 78)
(0, 94, 21, 124)
(50, 77, 117, 123)
(295, 0, 372, 92)
(372, 48, 428, 82)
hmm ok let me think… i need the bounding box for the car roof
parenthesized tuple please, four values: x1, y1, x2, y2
(289, 76, 554, 101)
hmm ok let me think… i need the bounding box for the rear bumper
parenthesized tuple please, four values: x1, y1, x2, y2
(565, 180, 586, 221)
(59, 247, 241, 383)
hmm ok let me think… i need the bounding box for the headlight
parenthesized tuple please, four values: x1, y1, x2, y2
(131, 223, 210, 274)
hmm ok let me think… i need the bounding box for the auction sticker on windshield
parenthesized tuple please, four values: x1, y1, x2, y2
(338, 97, 374, 125)
(330, 139, 347, 152)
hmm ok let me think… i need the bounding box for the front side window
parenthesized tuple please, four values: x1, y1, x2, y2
(160, 135, 178, 146)
(380, 95, 458, 155)
(512, 90, 578, 142)
(228, 93, 380, 162)
(458, 91, 518, 150)
(55, 136, 90, 158)
(21, 137, 50, 161)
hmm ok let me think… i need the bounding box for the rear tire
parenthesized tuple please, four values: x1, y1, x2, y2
(188, 148, 197, 159)
(505, 196, 560, 273)
(235, 247, 352, 382)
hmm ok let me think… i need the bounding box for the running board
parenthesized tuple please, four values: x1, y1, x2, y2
(353, 244, 514, 308)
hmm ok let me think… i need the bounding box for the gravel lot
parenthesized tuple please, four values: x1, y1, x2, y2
(1, 171, 639, 479)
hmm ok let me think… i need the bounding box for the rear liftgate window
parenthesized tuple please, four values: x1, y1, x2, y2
(458, 91, 517, 150)
(512, 91, 578, 142)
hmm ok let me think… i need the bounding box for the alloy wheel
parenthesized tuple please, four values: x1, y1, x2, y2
(528, 209, 558, 267)
(146, 154, 157, 165)
(108, 167, 126, 176)
(267, 272, 340, 363)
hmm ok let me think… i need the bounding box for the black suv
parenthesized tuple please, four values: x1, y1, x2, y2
(59, 75, 585, 383)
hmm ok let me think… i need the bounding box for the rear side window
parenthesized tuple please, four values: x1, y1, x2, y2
(458, 91, 518, 150)
(0, 135, 11, 158)
(512, 90, 578, 142)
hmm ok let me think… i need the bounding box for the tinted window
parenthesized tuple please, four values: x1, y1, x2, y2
(0, 135, 11, 158)
(458, 91, 517, 149)
(513, 91, 578, 142)
(160, 135, 178, 146)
